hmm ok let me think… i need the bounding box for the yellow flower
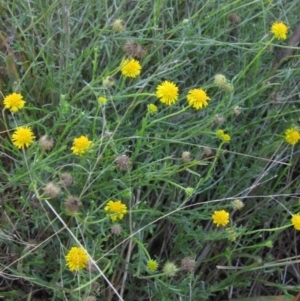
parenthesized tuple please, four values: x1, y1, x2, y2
(12, 127, 35, 149)
(104, 200, 127, 222)
(121, 58, 141, 78)
(98, 96, 107, 105)
(292, 214, 300, 230)
(65, 246, 89, 271)
(285, 128, 300, 145)
(270, 21, 288, 40)
(216, 129, 231, 143)
(187, 88, 210, 110)
(147, 259, 158, 271)
(212, 210, 230, 227)
(156, 80, 179, 106)
(147, 103, 157, 114)
(71, 135, 92, 156)
(3, 93, 26, 112)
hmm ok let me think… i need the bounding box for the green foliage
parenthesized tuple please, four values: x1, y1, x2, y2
(0, 0, 300, 300)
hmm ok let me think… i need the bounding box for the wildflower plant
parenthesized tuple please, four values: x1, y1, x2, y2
(2, 1, 300, 300)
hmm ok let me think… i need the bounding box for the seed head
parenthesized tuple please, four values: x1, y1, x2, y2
(233, 106, 241, 116)
(203, 146, 213, 156)
(123, 41, 146, 58)
(111, 224, 122, 236)
(59, 173, 73, 187)
(64, 196, 81, 214)
(116, 155, 132, 171)
(38, 135, 54, 151)
(182, 151, 192, 163)
(181, 256, 196, 273)
(214, 114, 225, 124)
(43, 182, 61, 198)
(228, 13, 241, 25)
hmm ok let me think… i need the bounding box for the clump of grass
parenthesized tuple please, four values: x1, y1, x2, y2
(0, 1, 300, 300)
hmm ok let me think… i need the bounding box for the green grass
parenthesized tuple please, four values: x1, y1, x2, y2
(1, 0, 300, 300)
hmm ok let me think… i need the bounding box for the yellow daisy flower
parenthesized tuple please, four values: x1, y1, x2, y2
(121, 58, 142, 78)
(3, 93, 26, 112)
(187, 88, 210, 110)
(104, 200, 127, 222)
(156, 80, 179, 105)
(212, 210, 230, 227)
(147, 103, 157, 114)
(147, 259, 158, 271)
(285, 128, 300, 145)
(65, 246, 89, 271)
(291, 214, 300, 231)
(270, 21, 288, 40)
(71, 135, 92, 156)
(12, 127, 35, 149)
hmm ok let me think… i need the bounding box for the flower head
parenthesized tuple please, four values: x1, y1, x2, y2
(285, 128, 300, 145)
(147, 259, 158, 272)
(216, 129, 231, 143)
(113, 19, 125, 32)
(214, 74, 227, 87)
(65, 246, 89, 271)
(147, 103, 158, 114)
(104, 200, 127, 222)
(270, 21, 288, 40)
(212, 210, 230, 227)
(3, 93, 26, 112)
(231, 199, 244, 210)
(187, 88, 210, 110)
(156, 80, 179, 106)
(12, 127, 35, 149)
(98, 96, 107, 105)
(291, 214, 300, 230)
(162, 262, 178, 277)
(71, 135, 92, 156)
(121, 58, 141, 78)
